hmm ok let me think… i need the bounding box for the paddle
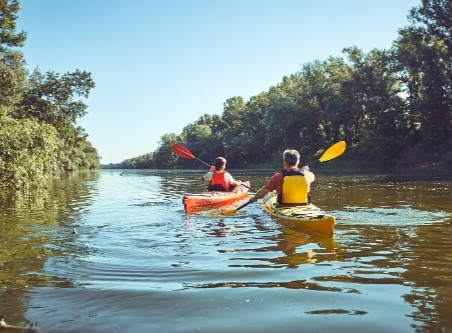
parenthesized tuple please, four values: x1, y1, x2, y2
(308, 141, 346, 167)
(171, 143, 211, 168)
(171, 143, 257, 192)
(228, 141, 347, 213)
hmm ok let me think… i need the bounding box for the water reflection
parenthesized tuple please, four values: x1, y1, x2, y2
(1, 169, 451, 333)
(0, 171, 99, 327)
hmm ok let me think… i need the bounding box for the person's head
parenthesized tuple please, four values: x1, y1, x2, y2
(283, 149, 300, 168)
(214, 157, 227, 171)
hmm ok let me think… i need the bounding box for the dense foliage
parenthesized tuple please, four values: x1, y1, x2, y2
(0, 0, 99, 188)
(106, 0, 451, 170)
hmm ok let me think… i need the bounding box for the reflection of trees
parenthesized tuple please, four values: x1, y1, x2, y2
(331, 223, 452, 333)
(399, 224, 452, 333)
(312, 173, 452, 212)
(0, 171, 99, 325)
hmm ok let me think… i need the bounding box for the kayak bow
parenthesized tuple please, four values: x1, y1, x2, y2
(261, 192, 335, 237)
(183, 181, 250, 214)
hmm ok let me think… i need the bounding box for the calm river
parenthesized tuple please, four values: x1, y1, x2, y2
(0, 168, 451, 333)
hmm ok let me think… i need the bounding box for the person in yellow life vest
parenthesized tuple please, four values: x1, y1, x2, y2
(202, 157, 241, 191)
(249, 149, 315, 205)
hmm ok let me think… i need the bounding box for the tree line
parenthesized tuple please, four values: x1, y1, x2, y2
(0, 0, 99, 188)
(105, 0, 451, 171)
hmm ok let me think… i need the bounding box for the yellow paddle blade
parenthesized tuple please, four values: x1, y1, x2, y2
(319, 141, 346, 162)
(209, 201, 252, 215)
(214, 209, 238, 215)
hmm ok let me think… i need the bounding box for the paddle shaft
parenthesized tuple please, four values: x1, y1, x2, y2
(235, 200, 252, 212)
(308, 160, 320, 168)
(194, 156, 211, 168)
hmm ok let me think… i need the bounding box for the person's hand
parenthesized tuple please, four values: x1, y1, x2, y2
(301, 165, 310, 172)
(249, 196, 257, 203)
(209, 166, 215, 171)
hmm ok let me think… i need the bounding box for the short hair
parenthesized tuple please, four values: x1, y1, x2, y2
(283, 149, 300, 167)
(214, 157, 226, 170)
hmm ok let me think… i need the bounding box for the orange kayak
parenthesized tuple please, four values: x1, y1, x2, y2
(183, 181, 250, 214)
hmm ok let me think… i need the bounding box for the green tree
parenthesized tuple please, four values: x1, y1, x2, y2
(410, 0, 452, 52)
(0, 50, 26, 107)
(342, 47, 405, 163)
(409, 0, 452, 160)
(0, 107, 62, 188)
(0, 0, 100, 187)
(152, 133, 180, 169)
(394, 0, 452, 164)
(110, 0, 452, 170)
(0, 0, 27, 108)
(14, 68, 95, 127)
(0, 0, 26, 49)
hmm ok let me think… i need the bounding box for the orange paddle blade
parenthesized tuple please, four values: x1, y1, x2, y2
(171, 143, 195, 159)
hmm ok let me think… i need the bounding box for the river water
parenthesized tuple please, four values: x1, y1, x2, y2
(0, 169, 451, 333)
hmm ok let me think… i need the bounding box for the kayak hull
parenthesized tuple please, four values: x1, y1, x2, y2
(183, 181, 250, 214)
(261, 192, 335, 237)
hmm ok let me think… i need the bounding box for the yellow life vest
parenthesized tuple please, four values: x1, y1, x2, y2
(279, 170, 308, 205)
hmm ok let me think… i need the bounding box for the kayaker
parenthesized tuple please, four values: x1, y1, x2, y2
(202, 157, 241, 191)
(249, 149, 315, 205)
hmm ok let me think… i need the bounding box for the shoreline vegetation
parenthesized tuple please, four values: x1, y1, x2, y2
(1, 0, 451, 190)
(103, 0, 452, 172)
(0, 0, 99, 189)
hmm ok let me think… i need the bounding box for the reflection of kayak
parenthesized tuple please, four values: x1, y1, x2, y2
(262, 192, 335, 237)
(183, 181, 250, 214)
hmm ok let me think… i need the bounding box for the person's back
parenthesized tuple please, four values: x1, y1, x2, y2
(279, 169, 308, 205)
(249, 149, 315, 204)
(202, 157, 240, 191)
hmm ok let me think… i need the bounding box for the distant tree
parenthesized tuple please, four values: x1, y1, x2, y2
(393, 0, 452, 163)
(341, 47, 405, 164)
(152, 133, 180, 169)
(113, 0, 452, 170)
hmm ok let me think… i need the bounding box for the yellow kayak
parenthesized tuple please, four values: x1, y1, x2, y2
(261, 192, 335, 238)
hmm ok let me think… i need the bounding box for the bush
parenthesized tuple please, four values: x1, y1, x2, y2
(0, 113, 62, 188)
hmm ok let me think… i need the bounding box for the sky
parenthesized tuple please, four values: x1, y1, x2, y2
(17, 0, 420, 164)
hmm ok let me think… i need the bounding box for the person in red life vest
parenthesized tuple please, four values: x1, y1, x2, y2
(248, 149, 315, 205)
(202, 157, 241, 191)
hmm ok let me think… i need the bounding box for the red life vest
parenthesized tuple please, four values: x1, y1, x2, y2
(209, 171, 229, 191)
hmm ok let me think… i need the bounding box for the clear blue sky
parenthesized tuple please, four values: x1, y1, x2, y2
(17, 0, 420, 164)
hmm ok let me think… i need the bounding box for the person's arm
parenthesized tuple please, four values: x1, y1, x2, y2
(225, 172, 241, 186)
(201, 170, 213, 183)
(250, 172, 280, 201)
(249, 186, 270, 202)
(301, 165, 315, 194)
(301, 166, 315, 184)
